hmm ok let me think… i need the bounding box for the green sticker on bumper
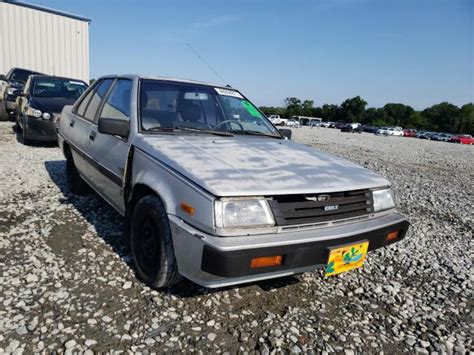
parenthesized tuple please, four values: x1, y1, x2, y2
(241, 100, 262, 118)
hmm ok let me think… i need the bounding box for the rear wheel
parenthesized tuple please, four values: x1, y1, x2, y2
(0, 100, 9, 121)
(66, 153, 90, 195)
(130, 195, 182, 289)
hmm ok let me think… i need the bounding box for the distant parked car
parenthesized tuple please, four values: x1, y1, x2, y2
(376, 127, 403, 136)
(449, 134, 474, 145)
(329, 122, 339, 128)
(286, 119, 300, 128)
(335, 122, 346, 129)
(15, 75, 88, 144)
(362, 125, 378, 133)
(268, 115, 287, 126)
(0, 67, 43, 121)
(403, 129, 417, 137)
(341, 123, 362, 133)
(320, 121, 331, 128)
(417, 131, 435, 139)
(431, 133, 452, 142)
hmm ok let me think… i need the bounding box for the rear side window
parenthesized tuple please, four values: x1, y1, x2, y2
(99, 79, 132, 121)
(76, 79, 113, 121)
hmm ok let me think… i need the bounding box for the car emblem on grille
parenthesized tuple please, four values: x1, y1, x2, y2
(306, 194, 330, 202)
(324, 205, 339, 211)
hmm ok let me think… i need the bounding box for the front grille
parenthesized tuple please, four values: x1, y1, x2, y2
(269, 189, 373, 226)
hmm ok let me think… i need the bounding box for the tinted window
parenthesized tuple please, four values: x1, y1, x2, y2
(82, 79, 113, 121)
(99, 79, 132, 121)
(76, 89, 95, 117)
(10, 69, 36, 83)
(31, 78, 87, 100)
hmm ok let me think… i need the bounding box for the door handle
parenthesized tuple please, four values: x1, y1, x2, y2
(69, 119, 75, 127)
(89, 131, 96, 141)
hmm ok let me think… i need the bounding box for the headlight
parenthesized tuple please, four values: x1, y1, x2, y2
(372, 188, 395, 212)
(42, 112, 51, 120)
(26, 107, 42, 118)
(215, 198, 275, 229)
(6, 87, 17, 95)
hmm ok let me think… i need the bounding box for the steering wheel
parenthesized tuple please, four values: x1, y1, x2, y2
(214, 120, 244, 131)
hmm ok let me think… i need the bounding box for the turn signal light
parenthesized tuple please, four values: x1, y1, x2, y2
(250, 255, 283, 269)
(180, 203, 195, 216)
(386, 231, 399, 242)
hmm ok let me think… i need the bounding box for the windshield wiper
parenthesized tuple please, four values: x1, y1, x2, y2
(231, 130, 282, 139)
(147, 126, 234, 137)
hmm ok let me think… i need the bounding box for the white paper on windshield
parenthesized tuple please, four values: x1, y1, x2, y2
(215, 87, 243, 99)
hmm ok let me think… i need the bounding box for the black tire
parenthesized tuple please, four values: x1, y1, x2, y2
(130, 195, 183, 289)
(66, 154, 90, 195)
(0, 100, 9, 121)
(21, 122, 31, 146)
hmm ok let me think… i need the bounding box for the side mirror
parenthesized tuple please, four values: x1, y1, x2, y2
(279, 128, 292, 140)
(0, 74, 6, 81)
(98, 117, 129, 138)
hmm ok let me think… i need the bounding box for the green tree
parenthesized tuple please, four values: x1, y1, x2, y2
(320, 104, 339, 121)
(302, 100, 314, 116)
(421, 102, 460, 133)
(383, 103, 414, 127)
(285, 97, 302, 118)
(339, 96, 367, 122)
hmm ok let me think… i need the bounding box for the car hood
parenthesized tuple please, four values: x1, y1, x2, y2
(135, 135, 390, 197)
(29, 97, 77, 114)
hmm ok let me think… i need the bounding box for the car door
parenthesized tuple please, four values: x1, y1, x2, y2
(86, 79, 133, 214)
(63, 79, 114, 183)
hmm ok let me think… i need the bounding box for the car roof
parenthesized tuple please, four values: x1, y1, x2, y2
(29, 74, 87, 84)
(97, 74, 233, 90)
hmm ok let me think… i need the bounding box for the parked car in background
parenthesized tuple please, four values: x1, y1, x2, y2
(334, 122, 346, 129)
(417, 131, 434, 139)
(320, 121, 331, 128)
(286, 119, 300, 128)
(58, 74, 409, 289)
(431, 133, 452, 142)
(0, 67, 43, 121)
(376, 127, 403, 136)
(403, 129, 417, 137)
(268, 115, 287, 126)
(341, 123, 362, 133)
(362, 125, 378, 133)
(15, 75, 88, 144)
(449, 134, 474, 145)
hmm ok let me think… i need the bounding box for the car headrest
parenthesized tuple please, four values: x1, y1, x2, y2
(179, 100, 201, 122)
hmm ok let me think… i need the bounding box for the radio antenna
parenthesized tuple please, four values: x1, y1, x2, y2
(186, 43, 227, 85)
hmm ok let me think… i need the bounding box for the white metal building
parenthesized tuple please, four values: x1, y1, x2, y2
(0, 0, 90, 81)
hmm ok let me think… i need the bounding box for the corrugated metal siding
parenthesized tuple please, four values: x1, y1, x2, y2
(0, 2, 89, 81)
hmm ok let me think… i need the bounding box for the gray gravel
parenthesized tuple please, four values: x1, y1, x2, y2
(0, 122, 472, 353)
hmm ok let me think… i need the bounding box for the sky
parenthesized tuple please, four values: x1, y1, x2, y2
(26, 0, 473, 109)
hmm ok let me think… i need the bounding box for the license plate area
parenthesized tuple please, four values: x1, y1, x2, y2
(325, 241, 369, 277)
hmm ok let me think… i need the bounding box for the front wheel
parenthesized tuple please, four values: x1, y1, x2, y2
(130, 195, 182, 289)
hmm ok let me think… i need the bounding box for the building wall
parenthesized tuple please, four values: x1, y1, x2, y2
(0, 2, 89, 81)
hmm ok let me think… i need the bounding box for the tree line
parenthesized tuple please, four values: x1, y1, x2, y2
(259, 97, 474, 135)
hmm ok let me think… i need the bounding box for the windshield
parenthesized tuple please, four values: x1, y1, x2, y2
(140, 80, 281, 137)
(32, 78, 87, 100)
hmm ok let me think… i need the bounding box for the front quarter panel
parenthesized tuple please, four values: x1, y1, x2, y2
(132, 146, 215, 235)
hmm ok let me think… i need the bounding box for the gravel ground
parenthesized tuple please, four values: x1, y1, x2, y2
(0, 121, 472, 354)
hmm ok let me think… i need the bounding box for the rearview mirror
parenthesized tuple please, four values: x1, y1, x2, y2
(98, 117, 129, 138)
(279, 128, 292, 140)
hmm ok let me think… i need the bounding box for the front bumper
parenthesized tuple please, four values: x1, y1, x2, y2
(24, 115, 58, 141)
(169, 212, 409, 288)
